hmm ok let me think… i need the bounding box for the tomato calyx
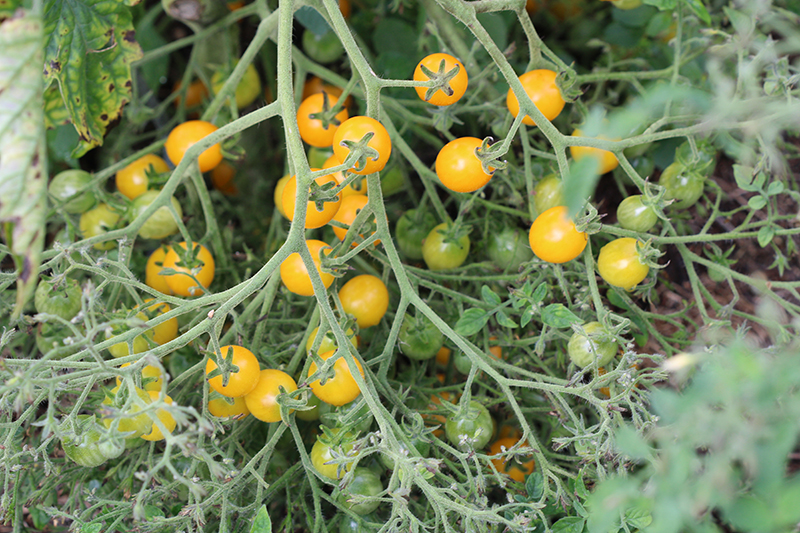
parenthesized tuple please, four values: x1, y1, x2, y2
(474, 136, 507, 175)
(570, 203, 602, 235)
(631, 238, 664, 271)
(307, 91, 347, 131)
(336, 132, 381, 174)
(417, 58, 464, 101)
(205, 345, 243, 388)
(675, 138, 716, 175)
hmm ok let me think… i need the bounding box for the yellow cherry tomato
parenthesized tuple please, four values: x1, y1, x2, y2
(280, 240, 334, 296)
(208, 395, 250, 420)
(205, 345, 261, 398)
(115, 154, 170, 200)
(569, 129, 619, 174)
(141, 391, 177, 441)
(281, 171, 342, 229)
(528, 206, 587, 264)
(145, 246, 174, 295)
(307, 349, 364, 406)
(244, 369, 298, 423)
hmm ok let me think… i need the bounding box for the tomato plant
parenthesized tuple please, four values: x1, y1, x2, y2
(244, 369, 298, 423)
(49, 169, 96, 214)
(567, 322, 617, 369)
(130, 190, 183, 240)
(506, 69, 565, 126)
(528, 206, 587, 264)
(307, 349, 364, 406)
(331, 194, 372, 243)
(435, 137, 494, 193)
(413, 53, 468, 106)
(422, 223, 470, 271)
(162, 242, 216, 297)
(34, 277, 81, 320)
(597, 237, 650, 290)
(211, 62, 262, 109)
(206, 345, 261, 398)
(486, 226, 534, 272)
(165, 120, 223, 173)
(332, 116, 392, 175)
(79, 203, 121, 250)
(337, 467, 383, 515)
(297, 93, 349, 148)
(280, 239, 334, 296)
(115, 154, 170, 200)
(338, 275, 389, 328)
(141, 392, 177, 441)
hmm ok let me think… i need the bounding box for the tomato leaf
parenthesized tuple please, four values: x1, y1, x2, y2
(495, 310, 518, 329)
(623, 503, 653, 529)
(249, 504, 272, 533)
(551, 516, 586, 533)
(757, 225, 776, 248)
(481, 285, 502, 306)
(42, 0, 143, 157)
(541, 304, 581, 329)
(683, 0, 710, 24)
(747, 195, 767, 210)
(81, 524, 103, 533)
(0, 9, 48, 319)
(0, 0, 22, 18)
(767, 181, 784, 196)
(520, 307, 535, 328)
(455, 309, 490, 337)
(532, 284, 547, 304)
(732, 164, 758, 191)
(526, 471, 544, 500)
(642, 0, 677, 9)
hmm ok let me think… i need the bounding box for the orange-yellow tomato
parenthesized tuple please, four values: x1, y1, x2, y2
(281, 171, 342, 229)
(323, 155, 367, 198)
(244, 369, 298, 423)
(528, 206, 587, 264)
(205, 345, 261, 398)
(331, 194, 375, 243)
(506, 69, 565, 126)
(140, 299, 178, 346)
(413, 53, 468, 106)
(274, 174, 291, 218)
(145, 246, 174, 296)
(208, 396, 250, 419)
(162, 242, 216, 297)
(173, 80, 208, 109)
(165, 121, 223, 173)
(116, 154, 170, 200)
(307, 350, 364, 406)
(210, 160, 239, 195)
(116, 363, 165, 392)
(297, 93, 349, 148)
(569, 129, 619, 174)
(280, 240, 334, 296)
(489, 437, 535, 482)
(141, 391, 177, 442)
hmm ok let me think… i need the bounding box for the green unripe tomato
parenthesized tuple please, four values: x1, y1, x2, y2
(396, 209, 437, 261)
(445, 400, 493, 451)
(130, 190, 183, 240)
(380, 166, 405, 197)
(616, 195, 658, 233)
(533, 174, 563, 215)
(303, 29, 345, 64)
(35, 277, 82, 320)
(379, 436, 431, 470)
(36, 322, 81, 358)
(422, 223, 470, 271)
(660, 162, 705, 210)
(211, 62, 262, 109)
(49, 169, 97, 214)
(337, 467, 383, 515)
(486, 227, 534, 272)
(61, 415, 125, 467)
(567, 322, 617, 369)
(398, 313, 444, 361)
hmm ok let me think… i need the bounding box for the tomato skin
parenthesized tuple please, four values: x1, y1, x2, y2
(244, 369, 298, 423)
(61, 415, 125, 467)
(567, 322, 617, 369)
(116, 155, 170, 200)
(141, 392, 177, 441)
(79, 203, 120, 250)
(332, 194, 372, 243)
(297, 93, 349, 148)
(130, 190, 183, 240)
(435, 137, 494, 193)
(273, 175, 291, 218)
(208, 395, 250, 420)
(323, 155, 367, 198)
(206, 345, 261, 398)
(211, 62, 262, 109)
(506, 69, 565, 126)
(145, 245, 174, 295)
(101, 385, 154, 438)
(597, 237, 649, 290)
(396, 209, 437, 261)
(306, 326, 358, 355)
(310, 430, 355, 479)
(445, 400, 493, 451)
(165, 121, 223, 173)
(106, 311, 152, 358)
(617, 195, 658, 233)
(486, 227, 534, 272)
(338, 275, 389, 328)
(332, 116, 392, 175)
(489, 437, 535, 483)
(140, 299, 178, 346)
(49, 169, 96, 214)
(660, 162, 705, 209)
(162, 242, 216, 297)
(35, 277, 81, 320)
(307, 349, 364, 406)
(413, 53, 468, 106)
(398, 313, 443, 361)
(303, 29, 345, 64)
(422, 223, 470, 271)
(534, 174, 563, 215)
(528, 206, 587, 264)
(281, 171, 343, 229)
(280, 240, 334, 296)
(173, 79, 208, 109)
(569, 130, 619, 174)
(116, 362, 164, 392)
(210, 161, 238, 195)
(338, 467, 383, 515)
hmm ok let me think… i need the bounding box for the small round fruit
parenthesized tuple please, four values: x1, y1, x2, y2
(35, 277, 81, 320)
(206, 345, 261, 398)
(49, 169, 96, 214)
(165, 120, 223, 173)
(306, 326, 358, 355)
(534, 174, 563, 215)
(302, 29, 345, 64)
(141, 392, 177, 441)
(130, 190, 183, 240)
(79, 203, 120, 250)
(413, 53, 468, 106)
(211, 62, 262, 109)
(101, 385, 153, 438)
(210, 161, 238, 195)
(506, 69, 565, 126)
(597, 237, 650, 290)
(297, 93, 349, 148)
(567, 322, 617, 369)
(145, 246, 173, 295)
(528, 206, 587, 264)
(445, 400, 493, 451)
(244, 369, 298, 423)
(323, 155, 367, 197)
(106, 311, 152, 358)
(162, 242, 215, 297)
(398, 313, 443, 361)
(617, 195, 658, 233)
(310, 430, 355, 479)
(486, 227, 534, 272)
(208, 396, 250, 420)
(281, 171, 342, 229)
(489, 437, 535, 483)
(173, 79, 208, 108)
(307, 349, 364, 406)
(660, 162, 705, 210)
(338, 275, 389, 328)
(332, 116, 392, 175)
(338, 467, 383, 515)
(116, 362, 164, 392)
(140, 299, 178, 346)
(396, 209, 437, 261)
(569, 130, 619, 174)
(61, 415, 124, 467)
(422, 223, 470, 271)
(274, 174, 291, 218)
(435, 137, 494, 193)
(116, 155, 170, 200)
(280, 240, 334, 296)
(332, 195, 376, 243)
